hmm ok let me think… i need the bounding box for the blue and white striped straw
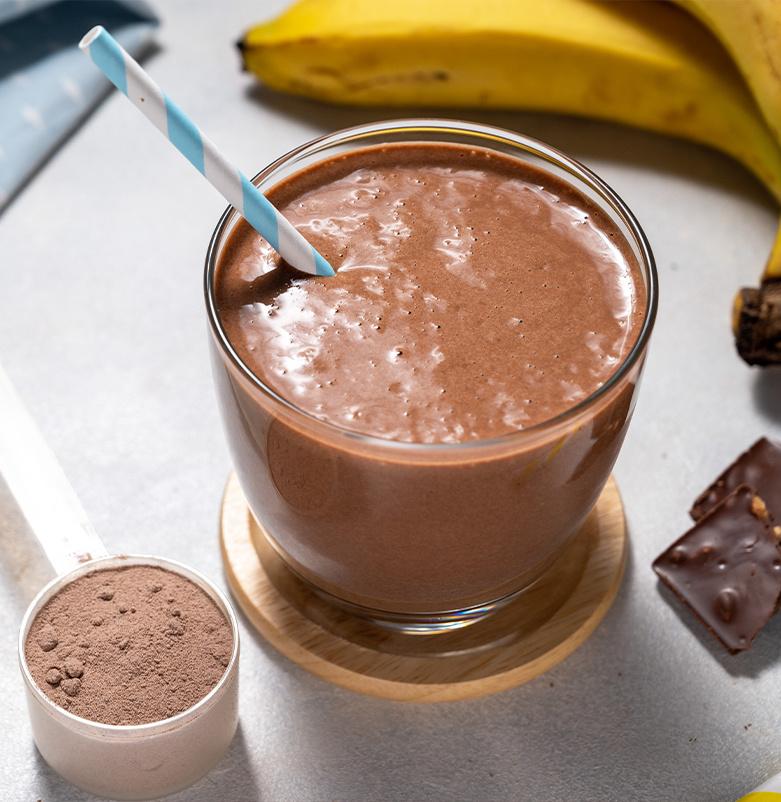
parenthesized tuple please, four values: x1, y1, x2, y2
(79, 26, 334, 278)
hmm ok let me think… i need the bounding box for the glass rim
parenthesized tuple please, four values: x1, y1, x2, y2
(204, 117, 658, 454)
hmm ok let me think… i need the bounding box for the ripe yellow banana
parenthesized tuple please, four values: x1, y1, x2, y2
(673, 0, 781, 144)
(670, 0, 781, 364)
(239, 0, 781, 363)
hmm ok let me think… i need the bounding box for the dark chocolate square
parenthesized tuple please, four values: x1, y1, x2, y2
(691, 437, 781, 522)
(654, 485, 781, 654)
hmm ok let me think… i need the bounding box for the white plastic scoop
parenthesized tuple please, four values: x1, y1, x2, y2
(1, 364, 239, 801)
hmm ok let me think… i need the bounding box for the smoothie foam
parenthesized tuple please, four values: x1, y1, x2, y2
(216, 143, 645, 444)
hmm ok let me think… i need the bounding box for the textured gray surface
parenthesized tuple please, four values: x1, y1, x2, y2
(2, 1, 781, 799)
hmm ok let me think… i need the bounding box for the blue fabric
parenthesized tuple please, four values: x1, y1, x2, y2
(0, 0, 157, 209)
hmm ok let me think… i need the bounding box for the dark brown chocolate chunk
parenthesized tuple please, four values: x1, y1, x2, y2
(654, 485, 781, 654)
(691, 438, 781, 522)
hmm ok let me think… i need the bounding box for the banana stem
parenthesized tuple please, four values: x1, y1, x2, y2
(734, 219, 781, 364)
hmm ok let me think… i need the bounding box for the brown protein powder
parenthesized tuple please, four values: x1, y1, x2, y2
(24, 565, 233, 725)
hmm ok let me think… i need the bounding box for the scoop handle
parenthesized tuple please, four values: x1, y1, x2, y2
(0, 364, 108, 575)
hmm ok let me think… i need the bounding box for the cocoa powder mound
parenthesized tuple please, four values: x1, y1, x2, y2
(24, 565, 233, 725)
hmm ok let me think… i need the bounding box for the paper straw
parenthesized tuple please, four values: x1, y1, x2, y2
(79, 25, 334, 278)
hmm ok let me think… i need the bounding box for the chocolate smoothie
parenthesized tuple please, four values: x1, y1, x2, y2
(208, 137, 652, 615)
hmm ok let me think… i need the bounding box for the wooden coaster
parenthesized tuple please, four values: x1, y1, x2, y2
(220, 472, 626, 702)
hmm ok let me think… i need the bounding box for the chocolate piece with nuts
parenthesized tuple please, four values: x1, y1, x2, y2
(691, 437, 781, 525)
(654, 485, 781, 654)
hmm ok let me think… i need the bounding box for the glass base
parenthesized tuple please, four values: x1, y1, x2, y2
(252, 515, 592, 658)
(291, 571, 531, 635)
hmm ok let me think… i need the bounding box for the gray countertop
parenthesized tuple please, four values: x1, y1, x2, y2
(2, 1, 781, 799)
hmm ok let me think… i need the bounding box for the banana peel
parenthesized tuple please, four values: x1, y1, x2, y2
(239, 0, 781, 364)
(670, 0, 781, 365)
(673, 0, 781, 145)
(733, 237, 781, 366)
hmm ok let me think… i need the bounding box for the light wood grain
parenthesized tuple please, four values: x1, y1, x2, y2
(220, 473, 626, 702)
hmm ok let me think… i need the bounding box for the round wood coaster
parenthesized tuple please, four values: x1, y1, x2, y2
(220, 472, 626, 702)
